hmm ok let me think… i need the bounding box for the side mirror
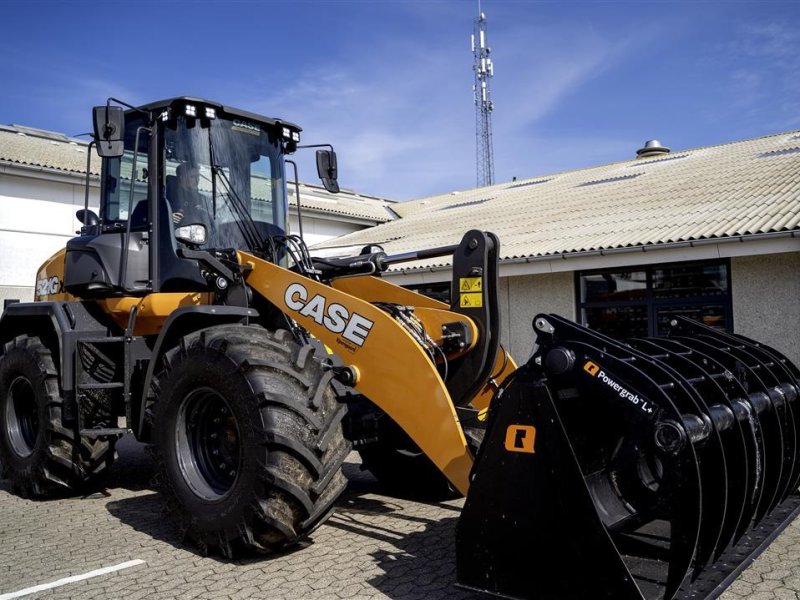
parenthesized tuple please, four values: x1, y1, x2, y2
(93, 105, 125, 158)
(316, 149, 339, 194)
(76, 209, 99, 227)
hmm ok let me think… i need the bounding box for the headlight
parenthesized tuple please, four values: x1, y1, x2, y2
(175, 224, 207, 245)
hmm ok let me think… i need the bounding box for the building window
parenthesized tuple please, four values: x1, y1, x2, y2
(576, 259, 732, 338)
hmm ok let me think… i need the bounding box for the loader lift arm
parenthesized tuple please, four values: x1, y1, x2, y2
(240, 230, 510, 495)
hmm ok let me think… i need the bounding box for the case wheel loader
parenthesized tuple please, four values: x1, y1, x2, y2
(0, 97, 798, 599)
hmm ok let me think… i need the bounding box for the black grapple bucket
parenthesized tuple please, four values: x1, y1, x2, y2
(456, 314, 800, 600)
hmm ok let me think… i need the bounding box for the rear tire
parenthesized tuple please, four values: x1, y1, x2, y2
(152, 325, 349, 557)
(0, 334, 117, 497)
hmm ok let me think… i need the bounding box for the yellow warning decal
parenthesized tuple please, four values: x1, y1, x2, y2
(459, 277, 483, 292)
(460, 292, 483, 308)
(477, 407, 489, 422)
(505, 425, 536, 453)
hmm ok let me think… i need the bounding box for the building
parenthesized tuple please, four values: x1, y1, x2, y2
(314, 132, 800, 365)
(0, 124, 396, 303)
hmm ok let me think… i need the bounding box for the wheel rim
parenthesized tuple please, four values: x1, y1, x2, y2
(5, 376, 39, 458)
(175, 387, 241, 501)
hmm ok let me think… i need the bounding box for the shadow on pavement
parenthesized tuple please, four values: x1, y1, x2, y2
(100, 434, 157, 493)
(104, 452, 482, 598)
(325, 468, 480, 600)
(103, 457, 387, 565)
(326, 503, 480, 600)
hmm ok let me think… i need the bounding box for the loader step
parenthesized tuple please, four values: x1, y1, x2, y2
(79, 428, 128, 437)
(77, 336, 127, 344)
(77, 382, 124, 390)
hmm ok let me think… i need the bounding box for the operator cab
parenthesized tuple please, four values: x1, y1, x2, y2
(64, 97, 306, 298)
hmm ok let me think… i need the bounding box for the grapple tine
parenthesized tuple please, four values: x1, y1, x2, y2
(692, 334, 799, 508)
(628, 337, 751, 562)
(668, 335, 785, 525)
(645, 337, 768, 543)
(693, 331, 800, 503)
(672, 317, 800, 502)
(727, 334, 800, 497)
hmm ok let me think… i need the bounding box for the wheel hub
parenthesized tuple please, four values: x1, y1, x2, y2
(175, 388, 241, 501)
(5, 376, 39, 458)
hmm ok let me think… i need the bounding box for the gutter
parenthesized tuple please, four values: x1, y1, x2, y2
(385, 230, 800, 276)
(0, 161, 100, 185)
(508, 230, 800, 265)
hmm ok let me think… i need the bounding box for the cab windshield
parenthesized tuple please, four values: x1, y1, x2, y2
(163, 114, 287, 253)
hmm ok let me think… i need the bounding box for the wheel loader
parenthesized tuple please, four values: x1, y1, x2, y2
(0, 98, 798, 600)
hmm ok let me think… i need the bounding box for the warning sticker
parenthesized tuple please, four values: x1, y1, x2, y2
(459, 277, 483, 292)
(460, 293, 483, 308)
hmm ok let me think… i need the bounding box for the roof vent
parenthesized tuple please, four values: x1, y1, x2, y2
(636, 139, 670, 158)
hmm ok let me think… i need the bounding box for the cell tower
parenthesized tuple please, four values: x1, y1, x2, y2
(472, 4, 495, 187)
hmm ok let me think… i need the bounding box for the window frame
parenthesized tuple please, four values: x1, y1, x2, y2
(575, 258, 734, 338)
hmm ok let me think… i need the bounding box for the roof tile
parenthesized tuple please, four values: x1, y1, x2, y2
(316, 130, 800, 268)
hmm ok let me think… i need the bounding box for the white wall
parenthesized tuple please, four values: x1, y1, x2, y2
(288, 213, 364, 247)
(0, 170, 98, 301)
(732, 252, 800, 365)
(0, 168, 373, 301)
(502, 272, 576, 362)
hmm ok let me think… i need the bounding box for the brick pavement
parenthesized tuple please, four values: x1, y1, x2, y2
(0, 436, 478, 600)
(1, 436, 799, 599)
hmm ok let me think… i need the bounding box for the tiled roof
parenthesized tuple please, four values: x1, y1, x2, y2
(0, 124, 396, 224)
(288, 184, 397, 223)
(0, 124, 97, 175)
(315, 130, 800, 268)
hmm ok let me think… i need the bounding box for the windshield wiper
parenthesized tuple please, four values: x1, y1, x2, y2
(206, 127, 268, 254)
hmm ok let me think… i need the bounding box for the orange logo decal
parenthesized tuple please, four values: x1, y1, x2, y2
(583, 361, 601, 376)
(505, 425, 536, 454)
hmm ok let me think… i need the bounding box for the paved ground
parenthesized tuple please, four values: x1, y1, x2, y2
(1, 436, 800, 600)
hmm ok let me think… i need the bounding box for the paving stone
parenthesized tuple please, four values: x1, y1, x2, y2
(2, 437, 800, 599)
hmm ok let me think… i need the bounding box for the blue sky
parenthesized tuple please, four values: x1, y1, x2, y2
(2, 0, 799, 200)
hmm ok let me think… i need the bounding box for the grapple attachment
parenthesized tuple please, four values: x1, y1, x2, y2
(456, 314, 800, 600)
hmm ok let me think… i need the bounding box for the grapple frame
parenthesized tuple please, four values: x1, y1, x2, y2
(457, 313, 800, 600)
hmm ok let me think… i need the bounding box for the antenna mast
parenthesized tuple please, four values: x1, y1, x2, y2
(472, 2, 495, 187)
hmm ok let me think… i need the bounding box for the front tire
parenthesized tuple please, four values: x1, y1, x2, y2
(0, 334, 117, 496)
(153, 325, 349, 557)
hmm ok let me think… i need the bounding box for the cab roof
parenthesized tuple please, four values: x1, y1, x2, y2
(132, 97, 302, 133)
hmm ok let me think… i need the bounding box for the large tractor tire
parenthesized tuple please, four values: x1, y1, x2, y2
(152, 325, 349, 557)
(0, 334, 117, 497)
(358, 415, 457, 500)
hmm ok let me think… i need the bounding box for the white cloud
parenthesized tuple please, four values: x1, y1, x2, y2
(228, 13, 647, 200)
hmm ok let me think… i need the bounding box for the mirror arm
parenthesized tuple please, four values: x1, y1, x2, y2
(107, 97, 149, 118)
(120, 125, 151, 291)
(285, 160, 304, 240)
(84, 140, 96, 230)
(295, 144, 335, 151)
